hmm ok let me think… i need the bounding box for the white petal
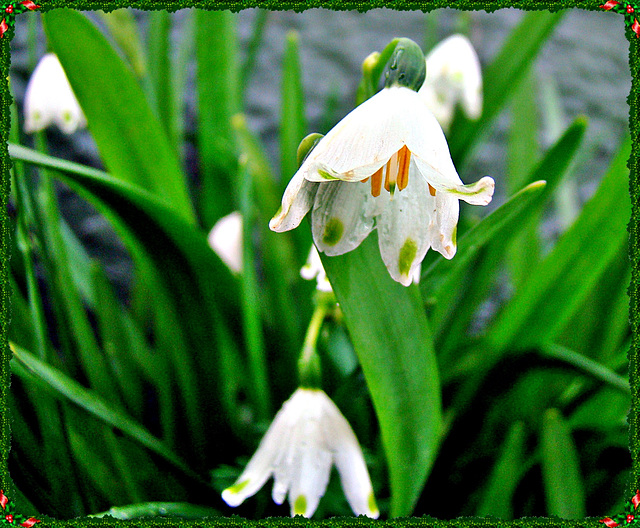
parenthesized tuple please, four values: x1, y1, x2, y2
(299, 87, 415, 182)
(377, 165, 435, 286)
(311, 180, 378, 256)
(413, 156, 495, 206)
(320, 394, 379, 518)
(222, 389, 309, 508)
(208, 211, 243, 274)
(269, 172, 320, 232)
(429, 192, 459, 259)
(286, 417, 332, 517)
(23, 53, 86, 135)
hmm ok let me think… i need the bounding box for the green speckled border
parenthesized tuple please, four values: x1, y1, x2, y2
(0, 1, 637, 527)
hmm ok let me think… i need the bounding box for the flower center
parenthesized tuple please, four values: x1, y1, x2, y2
(362, 145, 412, 197)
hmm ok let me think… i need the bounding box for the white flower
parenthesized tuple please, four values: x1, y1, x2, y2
(269, 85, 494, 286)
(207, 211, 243, 274)
(419, 34, 483, 131)
(222, 387, 379, 518)
(300, 246, 333, 292)
(23, 53, 87, 135)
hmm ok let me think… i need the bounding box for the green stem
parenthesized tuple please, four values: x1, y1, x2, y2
(297, 295, 332, 388)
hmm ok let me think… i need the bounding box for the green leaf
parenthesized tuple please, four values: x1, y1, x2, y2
(487, 137, 631, 353)
(99, 8, 147, 79)
(476, 421, 527, 519)
(146, 10, 176, 147)
(91, 502, 220, 519)
(540, 408, 586, 518)
(196, 9, 241, 226)
(449, 11, 564, 166)
(43, 9, 196, 225)
(321, 234, 442, 517)
(539, 342, 630, 395)
(11, 342, 204, 484)
(9, 143, 240, 457)
(240, 10, 269, 100)
(280, 31, 307, 186)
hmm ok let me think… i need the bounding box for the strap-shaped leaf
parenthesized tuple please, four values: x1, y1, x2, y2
(43, 9, 196, 225)
(321, 235, 442, 517)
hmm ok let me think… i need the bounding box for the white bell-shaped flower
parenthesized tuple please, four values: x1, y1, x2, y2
(222, 387, 379, 518)
(207, 211, 243, 274)
(270, 85, 494, 286)
(419, 34, 483, 131)
(23, 53, 87, 135)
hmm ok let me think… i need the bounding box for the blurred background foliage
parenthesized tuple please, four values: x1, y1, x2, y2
(5, 6, 633, 522)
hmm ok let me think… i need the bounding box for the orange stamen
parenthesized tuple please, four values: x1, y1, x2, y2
(428, 183, 436, 196)
(371, 167, 383, 197)
(397, 145, 411, 191)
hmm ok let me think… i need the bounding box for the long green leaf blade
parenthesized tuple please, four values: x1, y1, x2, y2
(321, 235, 442, 517)
(43, 9, 196, 225)
(11, 343, 202, 483)
(540, 408, 586, 518)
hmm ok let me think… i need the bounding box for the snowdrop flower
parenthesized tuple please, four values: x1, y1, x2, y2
(419, 34, 483, 131)
(222, 387, 379, 518)
(207, 211, 243, 274)
(300, 246, 333, 292)
(270, 38, 494, 286)
(23, 53, 87, 134)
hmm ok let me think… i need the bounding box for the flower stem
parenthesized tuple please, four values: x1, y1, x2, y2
(297, 294, 333, 388)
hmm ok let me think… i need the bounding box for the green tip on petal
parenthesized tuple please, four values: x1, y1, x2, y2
(226, 479, 250, 495)
(384, 37, 426, 91)
(293, 495, 307, 516)
(399, 238, 418, 277)
(368, 491, 379, 516)
(322, 217, 344, 246)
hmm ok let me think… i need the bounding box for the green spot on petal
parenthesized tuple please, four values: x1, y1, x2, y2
(318, 169, 338, 180)
(368, 491, 378, 515)
(452, 225, 457, 246)
(227, 479, 249, 495)
(293, 495, 307, 515)
(399, 238, 418, 277)
(322, 217, 344, 246)
(62, 110, 72, 123)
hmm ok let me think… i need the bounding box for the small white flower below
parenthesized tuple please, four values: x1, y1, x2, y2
(419, 34, 483, 131)
(23, 53, 87, 135)
(222, 387, 379, 518)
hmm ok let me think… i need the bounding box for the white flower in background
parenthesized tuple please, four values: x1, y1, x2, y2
(269, 85, 494, 286)
(207, 211, 243, 274)
(300, 246, 333, 292)
(419, 34, 483, 131)
(222, 387, 379, 518)
(23, 53, 87, 135)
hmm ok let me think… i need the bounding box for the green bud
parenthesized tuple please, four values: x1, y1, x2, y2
(384, 37, 426, 92)
(297, 133, 324, 168)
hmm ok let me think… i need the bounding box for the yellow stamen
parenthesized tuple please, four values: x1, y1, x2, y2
(428, 183, 436, 196)
(370, 167, 383, 197)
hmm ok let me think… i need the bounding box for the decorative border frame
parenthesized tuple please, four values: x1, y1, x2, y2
(0, 1, 637, 527)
